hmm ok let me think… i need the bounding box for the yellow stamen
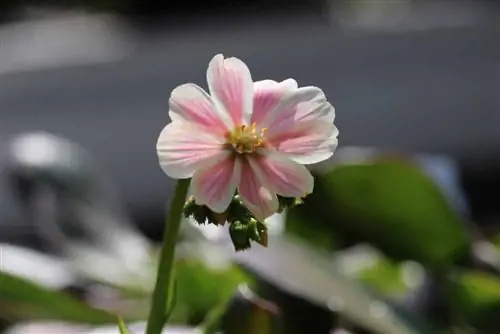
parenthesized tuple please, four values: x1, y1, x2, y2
(227, 123, 267, 154)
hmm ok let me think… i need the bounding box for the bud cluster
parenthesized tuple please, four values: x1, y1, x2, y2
(183, 194, 304, 251)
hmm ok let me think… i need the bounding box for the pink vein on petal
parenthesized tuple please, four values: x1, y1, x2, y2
(207, 54, 253, 126)
(191, 154, 241, 213)
(169, 83, 229, 135)
(248, 151, 314, 198)
(156, 121, 226, 179)
(267, 120, 338, 165)
(238, 156, 279, 221)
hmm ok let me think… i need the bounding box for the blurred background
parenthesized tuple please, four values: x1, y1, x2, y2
(0, 0, 499, 333)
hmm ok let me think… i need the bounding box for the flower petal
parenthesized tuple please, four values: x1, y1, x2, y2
(169, 83, 230, 135)
(192, 154, 241, 213)
(249, 150, 314, 198)
(156, 121, 226, 179)
(238, 156, 279, 221)
(267, 120, 339, 165)
(251, 79, 298, 125)
(260, 86, 335, 136)
(207, 54, 254, 126)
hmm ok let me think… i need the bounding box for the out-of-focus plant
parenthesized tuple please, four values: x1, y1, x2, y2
(285, 151, 500, 332)
(171, 256, 252, 324)
(0, 272, 115, 324)
(448, 270, 500, 333)
(233, 234, 430, 334)
(288, 159, 470, 268)
(118, 316, 132, 334)
(219, 284, 283, 334)
(0, 243, 252, 330)
(334, 244, 423, 300)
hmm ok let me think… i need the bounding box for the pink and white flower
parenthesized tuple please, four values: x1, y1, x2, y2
(157, 54, 338, 221)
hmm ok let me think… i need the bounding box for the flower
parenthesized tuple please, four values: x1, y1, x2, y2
(157, 54, 338, 221)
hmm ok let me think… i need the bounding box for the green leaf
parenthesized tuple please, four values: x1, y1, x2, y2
(493, 234, 500, 250)
(448, 269, 500, 333)
(170, 257, 251, 323)
(0, 271, 115, 324)
(356, 257, 410, 298)
(293, 161, 470, 268)
(285, 207, 339, 251)
(233, 235, 433, 334)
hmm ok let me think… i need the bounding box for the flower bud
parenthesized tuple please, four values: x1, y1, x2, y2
(184, 194, 303, 251)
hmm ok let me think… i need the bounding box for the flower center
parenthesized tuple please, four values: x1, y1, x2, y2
(227, 123, 267, 154)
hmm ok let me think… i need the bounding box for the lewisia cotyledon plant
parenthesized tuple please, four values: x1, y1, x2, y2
(157, 54, 338, 222)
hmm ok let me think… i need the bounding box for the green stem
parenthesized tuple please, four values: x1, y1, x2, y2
(117, 316, 132, 334)
(145, 179, 191, 334)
